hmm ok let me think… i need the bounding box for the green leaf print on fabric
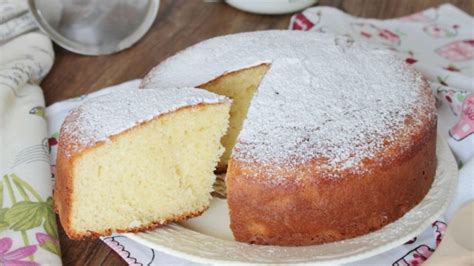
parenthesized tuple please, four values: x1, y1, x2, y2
(11, 174, 43, 202)
(437, 75, 449, 86)
(1, 173, 61, 258)
(0, 181, 3, 206)
(5, 201, 47, 231)
(0, 183, 7, 232)
(43, 198, 58, 239)
(457, 93, 466, 102)
(0, 208, 9, 232)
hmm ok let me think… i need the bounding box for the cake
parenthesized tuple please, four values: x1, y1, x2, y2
(141, 30, 437, 246)
(54, 88, 231, 239)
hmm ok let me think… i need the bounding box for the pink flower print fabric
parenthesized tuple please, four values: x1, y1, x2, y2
(393, 245, 435, 266)
(432, 221, 448, 247)
(450, 94, 474, 140)
(350, 23, 401, 46)
(436, 39, 474, 61)
(291, 11, 321, 31)
(291, 13, 315, 30)
(437, 88, 468, 116)
(103, 237, 141, 265)
(0, 237, 38, 266)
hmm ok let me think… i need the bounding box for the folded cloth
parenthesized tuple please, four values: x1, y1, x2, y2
(45, 4, 473, 266)
(0, 0, 61, 265)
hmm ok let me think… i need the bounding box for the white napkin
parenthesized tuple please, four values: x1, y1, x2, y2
(0, 0, 61, 265)
(45, 4, 473, 266)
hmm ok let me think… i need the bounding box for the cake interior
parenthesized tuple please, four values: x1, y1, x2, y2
(71, 103, 230, 233)
(200, 64, 269, 171)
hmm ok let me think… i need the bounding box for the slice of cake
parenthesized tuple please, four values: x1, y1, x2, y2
(54, 88, 231, 240)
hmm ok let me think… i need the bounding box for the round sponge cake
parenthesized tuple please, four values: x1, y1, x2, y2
(142, 30, 437, 246)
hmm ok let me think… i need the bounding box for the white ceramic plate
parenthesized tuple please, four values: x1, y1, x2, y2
(225, 0, 318, 15)
(126, 136, 458, 265)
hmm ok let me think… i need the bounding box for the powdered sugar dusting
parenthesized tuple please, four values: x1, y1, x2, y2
(236, 55, 426, 172)
(142, 30, 436, 178)
(61, 88, 229, 156)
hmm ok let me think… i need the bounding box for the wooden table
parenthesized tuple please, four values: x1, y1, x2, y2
(42, 0, 473, 264)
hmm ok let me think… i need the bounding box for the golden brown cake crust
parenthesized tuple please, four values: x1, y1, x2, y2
(227, 115, 437, 246)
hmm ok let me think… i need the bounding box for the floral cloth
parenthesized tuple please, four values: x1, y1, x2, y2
(42, 3, 474, 266)
(0, 0, 61, 265)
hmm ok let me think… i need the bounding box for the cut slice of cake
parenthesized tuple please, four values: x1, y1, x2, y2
(54, 87, 231, 240)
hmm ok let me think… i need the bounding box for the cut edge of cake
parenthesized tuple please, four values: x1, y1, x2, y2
(199, 63, 270, 172)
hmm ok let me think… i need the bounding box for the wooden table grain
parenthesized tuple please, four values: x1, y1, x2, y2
(42, 0, 473, 265)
